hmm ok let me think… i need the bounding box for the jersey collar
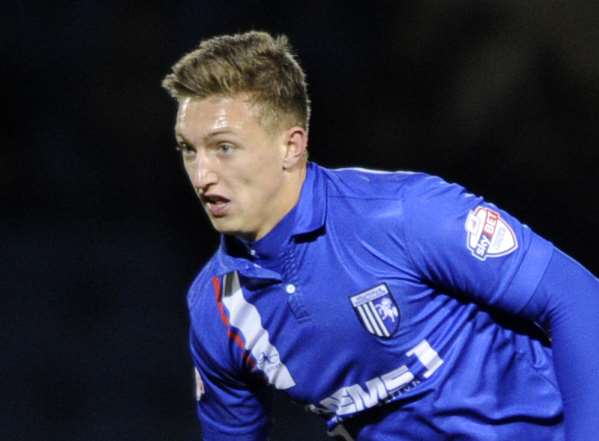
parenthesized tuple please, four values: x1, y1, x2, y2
(291, 162, 328, 237)
(212, 162, 328, 279)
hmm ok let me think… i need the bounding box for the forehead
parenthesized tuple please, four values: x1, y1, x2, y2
(175, 95, 261, 141)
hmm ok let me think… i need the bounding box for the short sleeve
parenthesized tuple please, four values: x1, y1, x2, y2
(402, 175, 554, 315)
(189, 328, 271, 441)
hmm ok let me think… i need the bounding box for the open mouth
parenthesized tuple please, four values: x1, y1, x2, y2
(204, 195, 231, 217)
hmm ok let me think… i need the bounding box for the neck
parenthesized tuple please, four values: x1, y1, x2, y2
(248, 164, 307, 241)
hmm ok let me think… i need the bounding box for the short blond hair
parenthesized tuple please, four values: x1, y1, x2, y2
(162, 31, 310, 132)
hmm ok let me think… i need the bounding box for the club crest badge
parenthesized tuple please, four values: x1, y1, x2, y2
(350, 283, 400, 338)
(465, 206, 518, 261)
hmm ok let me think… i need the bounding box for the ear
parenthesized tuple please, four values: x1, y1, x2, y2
(281, 126, 308, 170)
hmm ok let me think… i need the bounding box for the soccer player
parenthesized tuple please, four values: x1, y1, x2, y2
(162, 31, 599, 441)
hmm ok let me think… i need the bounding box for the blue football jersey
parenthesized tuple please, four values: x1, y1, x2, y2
(187, 162, 564, 441)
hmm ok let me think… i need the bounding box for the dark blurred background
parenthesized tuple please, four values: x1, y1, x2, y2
(3, 1, 598, 440)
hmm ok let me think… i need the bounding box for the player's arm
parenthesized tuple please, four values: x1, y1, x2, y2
(520, 249, 599, 440)
(190, 328, 272, 441)
(401, 175, 599, 440)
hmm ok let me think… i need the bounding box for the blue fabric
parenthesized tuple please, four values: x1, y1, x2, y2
(190, 330, 271, 440)
(185, 162, 597, 440)
(522, 249, 599, 441)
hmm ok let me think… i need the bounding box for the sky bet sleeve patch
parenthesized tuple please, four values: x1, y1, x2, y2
(465, 206, 518, 261)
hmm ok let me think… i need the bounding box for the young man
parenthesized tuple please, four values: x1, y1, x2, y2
(162, 31, 599, 441)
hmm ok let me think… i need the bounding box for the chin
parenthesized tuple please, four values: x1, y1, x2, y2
(211, 219, 250, 238)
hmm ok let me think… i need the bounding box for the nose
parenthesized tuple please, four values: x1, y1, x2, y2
(189, 154, 218, 195)
(194, 169, 218, 196)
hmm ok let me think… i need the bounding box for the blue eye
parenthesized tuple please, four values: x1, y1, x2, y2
(176, 143, 196, 158)
(218, 143, 234, 154)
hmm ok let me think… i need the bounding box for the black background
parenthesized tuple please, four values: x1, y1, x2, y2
(3, 1, 599, 440)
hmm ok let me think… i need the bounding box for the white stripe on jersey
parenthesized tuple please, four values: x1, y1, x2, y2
(367, 302, 390, 337)
(362, 303, 383, 336)
(222, 272, 296, 390)
(334, 166, 416, 175)
(356, 306, 375, 334)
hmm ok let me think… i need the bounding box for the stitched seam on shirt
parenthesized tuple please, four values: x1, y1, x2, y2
(328, 195, 402, 201)
(396, 180, 426, 282)
(509, 244, 555, 318)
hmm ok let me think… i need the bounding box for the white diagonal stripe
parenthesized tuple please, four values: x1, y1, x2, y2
(368, 302, 390, 337)
(363, 302, 384, 337)
(221, 272, 296, 389)
(357, 306, 375, 334)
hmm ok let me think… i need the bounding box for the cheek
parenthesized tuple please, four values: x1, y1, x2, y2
(257, 170, 285, 199)
(235, 172, 279, 206)
(183, 162, 196, 182)
(227, 149, 284, 201)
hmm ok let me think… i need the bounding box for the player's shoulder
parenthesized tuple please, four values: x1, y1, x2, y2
(186, 251, 221, 313)
(186, 255, 240, 369)
(318, 164, 450, 201)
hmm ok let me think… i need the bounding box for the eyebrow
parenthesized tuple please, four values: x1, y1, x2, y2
(175, 129, 236, 146)
(204, 129, 236, 141)
(175, 133, 192, 146)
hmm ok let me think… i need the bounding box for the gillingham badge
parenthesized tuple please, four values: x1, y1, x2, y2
(465, 206, 518, 261)
(350, 283, 400, 338)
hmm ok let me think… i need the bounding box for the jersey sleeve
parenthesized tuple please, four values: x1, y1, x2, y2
(522, 248, 599, 440)
(401, 175, 554, 316)
(189, 325, 272, 441)
(401, 175, 599, 439)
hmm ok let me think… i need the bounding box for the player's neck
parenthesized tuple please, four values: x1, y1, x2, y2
(245, 164, 307, 242)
